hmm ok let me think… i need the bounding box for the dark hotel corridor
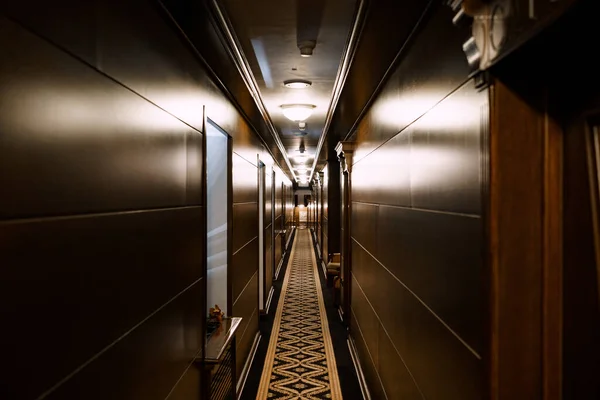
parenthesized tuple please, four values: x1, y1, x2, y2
(1, 0, 599, 399)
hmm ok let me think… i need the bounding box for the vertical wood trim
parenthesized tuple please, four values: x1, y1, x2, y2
(489, 79, 544, 400)
(542, 103, 563, 400)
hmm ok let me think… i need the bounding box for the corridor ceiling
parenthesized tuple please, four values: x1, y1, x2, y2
(219, 0, 358, 184)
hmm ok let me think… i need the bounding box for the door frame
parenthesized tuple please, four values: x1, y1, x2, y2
(335, 141, 355, 325)
(204, 114, 233, 316)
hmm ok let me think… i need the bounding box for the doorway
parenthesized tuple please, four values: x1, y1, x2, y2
(206, 119, 231, 316)
(258, 160, 275, 313)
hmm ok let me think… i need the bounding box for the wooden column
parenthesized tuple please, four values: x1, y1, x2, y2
(488, 78, 562, 400)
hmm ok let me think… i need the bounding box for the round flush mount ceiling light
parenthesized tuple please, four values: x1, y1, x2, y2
(284, 79, 312, 89)
(280, 104, 316, 122)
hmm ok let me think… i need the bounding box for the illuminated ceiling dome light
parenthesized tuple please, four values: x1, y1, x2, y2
(284, 79, 312, 89)
(294, 153, 310, 163)
(280, 104, 316, 122)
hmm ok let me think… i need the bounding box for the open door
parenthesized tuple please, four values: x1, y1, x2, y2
(206, 119, 232, 316)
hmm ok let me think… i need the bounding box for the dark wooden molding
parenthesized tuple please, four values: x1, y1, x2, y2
(488, 77, 563, 400)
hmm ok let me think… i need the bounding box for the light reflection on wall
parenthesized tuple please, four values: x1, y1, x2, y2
(2, 87, 186, 134)
(354, 83, 484, 207)
(2, 79, 240, 137)
(371, 90, 475, 133)
(352, 140, 410, 203)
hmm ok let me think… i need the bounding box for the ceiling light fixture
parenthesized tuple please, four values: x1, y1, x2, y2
(294, 153, 310, 163)
(284, 79, 312, 89)
(299, 122, 306, 131)
(280, 104, 316, 122)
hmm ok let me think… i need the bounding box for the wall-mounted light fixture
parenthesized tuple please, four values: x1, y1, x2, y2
(284, 79, 312, 88)
(280, 104, 316, 122)
(298, 40, 316, 57)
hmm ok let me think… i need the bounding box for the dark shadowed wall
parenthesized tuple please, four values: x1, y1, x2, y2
(348, 4, 487, 399)
(0, 0, 285, 398)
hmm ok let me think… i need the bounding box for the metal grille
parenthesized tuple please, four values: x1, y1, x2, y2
(210, 344, 234, 400)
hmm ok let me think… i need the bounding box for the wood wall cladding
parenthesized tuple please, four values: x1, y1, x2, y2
(486, 2, 599, 398)
(0, 0, 282, 397)
(347, 3, 487, 399)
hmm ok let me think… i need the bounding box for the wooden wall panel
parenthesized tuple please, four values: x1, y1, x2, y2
(348, 4, 487, 398)
(231, 150, 259, 378)
(0, 0, 269, 397)
(0, 20, 202, 219)
(233, 273, 259, 377)
(44, 284, 205, 400)
(486, 3, 599, 397)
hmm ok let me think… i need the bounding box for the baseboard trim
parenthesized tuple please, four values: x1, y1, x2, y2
(265, 286, 275, 314)
(274, 257, 284, 281)
(237, 332, 261, 399)
(347, 337, 371, 400)
(285, 227, 295, 250)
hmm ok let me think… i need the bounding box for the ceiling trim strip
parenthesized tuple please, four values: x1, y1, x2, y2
(340, 0, 434, 146)
(210, 0, 298, 182)
(158, 0, 286, 174)
(308, 0, 368, 182)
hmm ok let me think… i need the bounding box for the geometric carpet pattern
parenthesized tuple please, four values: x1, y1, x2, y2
(256, 228, 342, 399)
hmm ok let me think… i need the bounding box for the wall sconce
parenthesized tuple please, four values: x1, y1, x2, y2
(298, 40, 316, 57)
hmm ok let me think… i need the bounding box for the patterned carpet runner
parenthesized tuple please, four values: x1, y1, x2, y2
(256, 228, 342, 399)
